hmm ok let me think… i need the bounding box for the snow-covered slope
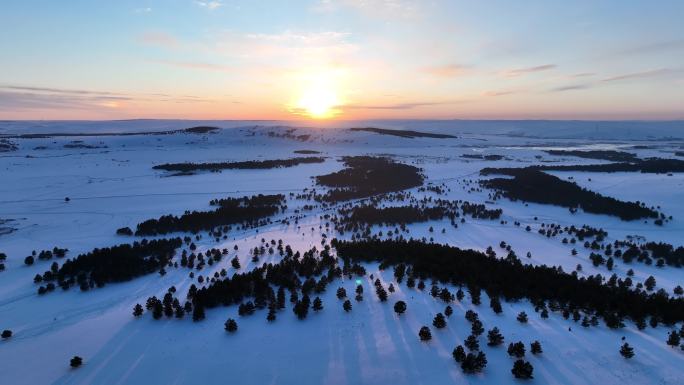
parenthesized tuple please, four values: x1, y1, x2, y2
(0, 121, 683, 385)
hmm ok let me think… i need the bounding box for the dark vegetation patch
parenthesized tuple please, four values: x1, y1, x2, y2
(675, 151, 684, 157)
(480, 168, 660, 221)
(183, 126, 219, 134)
(315, 156, 424, 202)
(266, 128, 311, 142)
(134, 194, 285, 235)
(461, 154, 504, 161)
(0, 139, 17, 152)
(332, 239, 684, 324)
(350, 127, 457, 139)
(153, 157, 325, 173)
(341, 205, 448, 225)
(63, 143, 107, 149)
(545, 150, 638, 162)
(2, 126, 219, 139)
(34, 238, 182, 293)
(294, 150, 321, 154)
(527, 158, 684, 174)
(334, 201, 501, 230)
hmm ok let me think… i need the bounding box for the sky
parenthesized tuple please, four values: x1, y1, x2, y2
(1, 0, 683, 120)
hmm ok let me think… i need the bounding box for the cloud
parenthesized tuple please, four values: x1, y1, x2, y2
(482, 90, 516, 97)
(602, 68, 680, 82)
(503, 64, 557, 77)
(423, 64, 468, 78)
(617, 39, 684, 56)
(549, 84, 591, 92)
(314, 0, 419, 19)
(0, 85, 214, 112)
(195, 1, 223, 10)
(138, 31, 180, 48)
(154, 60, 232, 72)
(246, 31, 351, 46)
(134, 7, 152, 14)
(568, 72, 595, 78)
(344, 100, 465, 110)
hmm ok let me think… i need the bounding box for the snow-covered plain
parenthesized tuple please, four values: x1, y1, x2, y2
(1, 120, 683, 385)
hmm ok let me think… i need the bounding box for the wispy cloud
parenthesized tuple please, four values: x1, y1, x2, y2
(138, 31, 180, 48)
(502, 64, 557, 77)
(154, 60, 232, 72)
(482, 90, 517, 97)
(602, 68, 680, 82)
(134, 7, 152, 14)
(195, 1, 223, 10)
(549, 84, 591, 92)
(0, 85, 214, 112)
(344, 100, 465, 110)
(423, 64, 468, 78)
(617, 39, 684, 56)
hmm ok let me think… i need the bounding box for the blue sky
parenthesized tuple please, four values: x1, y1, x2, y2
(1, 0, 683, 120)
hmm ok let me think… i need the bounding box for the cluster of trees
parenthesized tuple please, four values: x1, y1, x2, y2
(152, 157, 325, 172)
(134, 194, 285, 235)
(480, 168, 660, 221)
(35, 238, 182, 294)
(545, 150, 638, 162)
(486, 157, 684, 175)
(461, 154, 504, 161)
(315, 156, 424, 202)
(349, 127, 456, 139)
(23, 247, 68, 265)
(0, 252, 5, 271)
(332, 239, 684, 325)
(167, 246, 346, 322)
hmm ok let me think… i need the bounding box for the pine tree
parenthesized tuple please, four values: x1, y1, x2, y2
(490, 296, 503, 314)
(511, 359, 534, 379)
(508, 341, 525, 358)
(419, 326, 432, 341)
(70, 356, 83, 368)
(461, 351, 487, 374)
(541, 308, 549, 319)
(487, 327, 504, 346)
(336, 287, 347, 299)
(1, 330, 12, 339)
(133, 303, 144, 317)
(667, 330, 681, 347)
(517, 311, 528, 323)
(620, 342, 634, 358)
(471, 319, 484, 336)
(343, 299, 352, 312)
(444, 305, 453, 317)
(452, 345, 466, 362)
(225, 318, 238, 333)
(530, 340, 543, 354)
(313, 297, 323, 312)
(231, 256, 241, 269)
(465, 334, 480, 351)
(393, 300, 407, 315)
(192, 305, 205, 321)
(267, 307, 276, 322)
(433, 313, 447, 329)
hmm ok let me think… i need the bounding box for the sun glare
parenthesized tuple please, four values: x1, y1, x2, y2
(290, 71, 344, 119)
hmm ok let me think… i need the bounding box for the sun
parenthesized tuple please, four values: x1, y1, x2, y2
(297, 86, 339, 119)
(290, 71, 344, 119)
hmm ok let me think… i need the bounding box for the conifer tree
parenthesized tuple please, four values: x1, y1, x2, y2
(419, 326, 432, 341)
(487, 327, 504, 346)
(343, 299, 352, 312)
(225, 318, 238, 333)
(511, 359, 533, 379)
(620, 343, 634, 358)
(393, 300, 407, 315)
(433, 313, 447, 329)
(530, 340, 543, 354)
(313, 297, 323, 312)
(133, 303, 144, 317)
